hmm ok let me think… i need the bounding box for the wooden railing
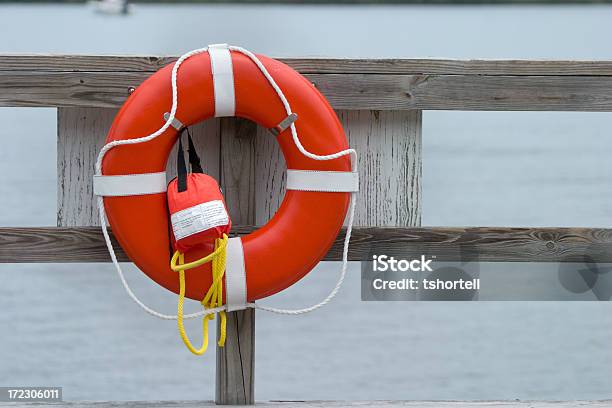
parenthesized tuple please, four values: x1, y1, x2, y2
(1, 55, 611, 405)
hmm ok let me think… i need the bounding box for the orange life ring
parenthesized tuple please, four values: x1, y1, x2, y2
(101, 50, 351, 302)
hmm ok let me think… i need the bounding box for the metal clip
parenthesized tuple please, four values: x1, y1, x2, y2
(269, 113, 298, 136)
(163, 112, 184, 131)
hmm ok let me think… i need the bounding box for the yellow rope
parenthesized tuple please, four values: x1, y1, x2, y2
(170, 235, 227, 272)
(174, 234, 228, 356)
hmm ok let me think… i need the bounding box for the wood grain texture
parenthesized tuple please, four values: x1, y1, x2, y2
(310, 74, 612, 111)
(340, 110, 422, 227)
(3, 71, 612, 111)
(217, 118, 257, 405)
(219, 118, 257, 224)
(4, 226, 611, 263)
(57, 108, 221, 227)
(0, 54, 175, 72)
(0, 71, 145, 108)
(3, 54, 612, 75)
(253, 125, 285, 225)
(1, 401, 612, 408)
(57, 107, 117, 226)
(216, 308, 255, 406)
(284, 58, 612, 76)
(252, 111, 422, 227)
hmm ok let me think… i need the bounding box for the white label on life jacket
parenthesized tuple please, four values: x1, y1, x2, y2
(171, 200, 229, 241)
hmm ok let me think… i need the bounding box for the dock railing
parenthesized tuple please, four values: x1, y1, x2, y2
(1, 55, 612, 405)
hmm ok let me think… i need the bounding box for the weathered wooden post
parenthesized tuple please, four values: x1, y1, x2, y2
(216, 118, 257, 405)
(211, 110, 422, 404)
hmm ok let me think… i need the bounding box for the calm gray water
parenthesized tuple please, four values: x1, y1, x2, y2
(1, 3, 612, 402)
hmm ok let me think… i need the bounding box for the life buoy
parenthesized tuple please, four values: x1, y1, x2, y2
(97, 45, 356, 304)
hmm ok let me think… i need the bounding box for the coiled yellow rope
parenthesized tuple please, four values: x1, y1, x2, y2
(171, 234, 228, 355)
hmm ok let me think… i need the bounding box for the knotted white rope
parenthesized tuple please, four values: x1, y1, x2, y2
(95, 45, 357, 319)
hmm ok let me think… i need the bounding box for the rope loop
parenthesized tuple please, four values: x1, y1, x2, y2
(176, 234, 229, 355)
(170, 234, 228, 272)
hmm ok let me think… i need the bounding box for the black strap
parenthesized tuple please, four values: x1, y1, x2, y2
(187, 128, 203, 174)
(177, 133, 188, 192)
(176, 128, 203, 193)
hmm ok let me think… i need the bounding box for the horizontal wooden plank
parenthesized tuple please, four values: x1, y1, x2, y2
(313, 74, 612, 111)
(1, 401, 611, 408)
(0, 71, 145, 108)
(0, 54, 174, 73)
(2, 55, 612, 110)
(286, 58, 612, 76)
(3, 54, 612, 75)
(1, 226, 611, 263)
(2, 71, 612, 110)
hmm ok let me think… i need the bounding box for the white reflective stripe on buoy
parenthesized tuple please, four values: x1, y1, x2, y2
(208, 44, 236, 117)
(93, 172, 167, 197)
(286, 170, 359, 192)
(225, 237, 248, 312)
